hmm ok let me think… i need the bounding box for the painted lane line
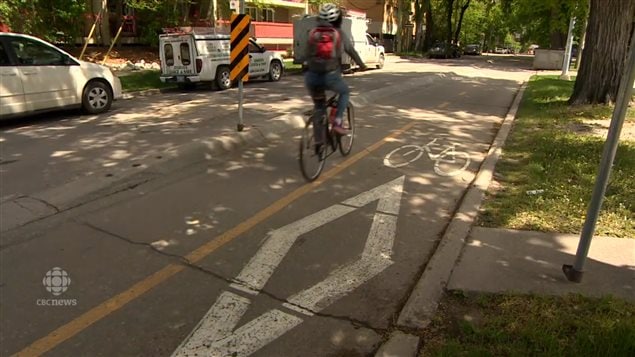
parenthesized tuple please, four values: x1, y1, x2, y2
(173, 291, 303, 357)
(230, 204, 356, 294)
(175, 176, 405, 357)
(13, 121, 417, 357)
(284, 213, 398, 313)
(230, 176, 404, 295)
(343, 176, 405, 215)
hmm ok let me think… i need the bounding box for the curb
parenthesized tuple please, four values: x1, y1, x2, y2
(122, 88, 172, 99)
(372, 81, 528, 356)
(0, 74, 441, 233)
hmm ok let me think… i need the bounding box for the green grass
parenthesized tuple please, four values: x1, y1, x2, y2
(422, 292, 635, 356)
(118, 70, 174, 92)
(284, 59, 302, 75)
(478, 75, 635, 237)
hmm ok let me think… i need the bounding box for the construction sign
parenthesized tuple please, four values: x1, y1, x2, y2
(230, 14, 250, 82)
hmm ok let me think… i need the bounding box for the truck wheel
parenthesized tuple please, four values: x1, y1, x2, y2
(216, 67, 232, 90)
(268, 61, 283, 81)
(376, 54, 385, 69)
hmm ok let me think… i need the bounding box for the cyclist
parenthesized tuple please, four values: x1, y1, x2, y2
(304, 3, 367, 148)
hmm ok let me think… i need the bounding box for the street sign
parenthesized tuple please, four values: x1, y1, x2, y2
(229, 0, 238, 10)
(173, 176, 406, 356)
(230, 14, 250, 82)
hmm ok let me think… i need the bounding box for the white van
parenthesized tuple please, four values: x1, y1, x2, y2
(159, 29, 285, 90)
(293, 15, 385, 70)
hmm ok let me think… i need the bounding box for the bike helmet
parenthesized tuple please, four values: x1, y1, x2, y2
(319, 3, 341, 23)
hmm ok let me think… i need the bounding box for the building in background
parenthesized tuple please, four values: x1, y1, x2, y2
(79, 1, 405, 53)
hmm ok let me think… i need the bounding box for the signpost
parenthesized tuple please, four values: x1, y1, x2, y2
(562, 22, 635, 283)
(230, 1, 249, 131)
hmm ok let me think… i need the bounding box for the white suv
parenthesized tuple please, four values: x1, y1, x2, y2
(0, 33, 122, 119)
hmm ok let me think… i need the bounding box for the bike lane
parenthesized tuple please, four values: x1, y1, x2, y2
(2, 72, 525, 356)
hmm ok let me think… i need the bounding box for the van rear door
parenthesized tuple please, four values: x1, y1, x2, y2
(160, 34, 197, 78)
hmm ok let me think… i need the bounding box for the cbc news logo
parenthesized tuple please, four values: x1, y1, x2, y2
(37, 267, 77, 306)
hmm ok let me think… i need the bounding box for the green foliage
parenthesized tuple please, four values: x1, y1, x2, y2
(126, 0, 195, 46)
(508, 0, 588, 48)
(0, 0, 86, 42)
(438, 0, 589, 51)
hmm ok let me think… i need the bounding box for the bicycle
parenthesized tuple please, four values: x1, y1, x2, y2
(383, 138, 470, 176)
(299, 93, 355, 182)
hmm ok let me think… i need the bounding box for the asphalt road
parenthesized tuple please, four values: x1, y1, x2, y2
(1, 54, 533, 356)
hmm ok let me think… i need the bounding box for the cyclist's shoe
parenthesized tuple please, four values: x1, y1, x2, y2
(314, 143, 324, 155)
(332, 124, 348, 136)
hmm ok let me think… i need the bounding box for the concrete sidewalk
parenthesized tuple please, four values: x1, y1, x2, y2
(448, 227, 634, 301)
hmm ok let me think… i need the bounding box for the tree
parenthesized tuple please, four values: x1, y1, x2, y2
(569, 0, 635, 105)
(453, 0, 471, 44)
(0, 0, 86, 42)
(503, 0, 587, 49)
(423, 0, 434, 50)
(446, 0, 455, 46)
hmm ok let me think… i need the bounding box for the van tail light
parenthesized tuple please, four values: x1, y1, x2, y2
(196, 59, 203, 73)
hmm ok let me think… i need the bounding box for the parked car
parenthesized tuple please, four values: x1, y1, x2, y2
(0, 32, 122, 119)
(464, 44, 481, 55)
(429, 42, 462, 59)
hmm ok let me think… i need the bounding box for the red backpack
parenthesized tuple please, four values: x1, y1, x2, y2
(308, 26, 340, 60)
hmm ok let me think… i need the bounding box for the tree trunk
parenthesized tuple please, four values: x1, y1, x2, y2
(549, 5, 565, 49)
(453, 0, 471, 45)
(414, 0, 425, 51)
(99, 0, 111, 46)
(206, 0, 217, 25)
(115, 0, 123, 48)
(423, 0, 434, 51)
(446, 0, 454, 46)
(569, 0, 635, 105)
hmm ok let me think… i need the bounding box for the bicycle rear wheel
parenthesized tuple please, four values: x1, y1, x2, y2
(299, 120, 326, 181)
(338, 103, 355, 156)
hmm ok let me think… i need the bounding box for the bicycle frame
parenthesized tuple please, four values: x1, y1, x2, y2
(305, 94, 340, 157)
(421, 138, 461, 162)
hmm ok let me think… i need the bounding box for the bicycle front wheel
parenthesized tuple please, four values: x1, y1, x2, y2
(434, 151, 470, 176)
(299, 120, 326, 182)
(338, 103, 355, 156)
(383, 145, 425, 168)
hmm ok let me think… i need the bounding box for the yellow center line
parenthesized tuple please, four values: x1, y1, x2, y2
(13, 120, 417, 357)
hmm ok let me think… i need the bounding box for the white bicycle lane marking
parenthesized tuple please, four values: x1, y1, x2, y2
(383, 138, 471, 176)
(173, 176, 405, 357)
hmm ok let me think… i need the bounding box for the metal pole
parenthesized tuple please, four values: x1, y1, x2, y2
(560, 16, 575, 80)
(102, 20, 125, 65)
(563, 22, 635, 283)
(80, 5, 105, 60)
(237, 0, 245, 132)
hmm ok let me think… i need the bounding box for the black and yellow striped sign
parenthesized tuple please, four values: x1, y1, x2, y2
(230, 14, 250, 82)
